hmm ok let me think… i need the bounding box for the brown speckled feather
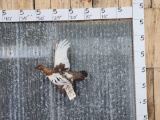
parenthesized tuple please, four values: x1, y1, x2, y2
(67, 71, 88, 80)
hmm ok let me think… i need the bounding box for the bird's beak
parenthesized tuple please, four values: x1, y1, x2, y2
(35, 66, 38, 69)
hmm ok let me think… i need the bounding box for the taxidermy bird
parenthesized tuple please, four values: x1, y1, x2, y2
(35, 40, 88, 92)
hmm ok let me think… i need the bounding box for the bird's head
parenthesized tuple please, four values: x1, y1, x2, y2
(35, 65, 53, 75)
(35, 65, 45, 70)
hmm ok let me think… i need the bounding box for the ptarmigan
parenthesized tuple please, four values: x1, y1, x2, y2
(35, 40, 88, 93)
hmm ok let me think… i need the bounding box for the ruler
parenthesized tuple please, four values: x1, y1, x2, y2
(0, 7, 132, 22)
(133, 0, 148, 120)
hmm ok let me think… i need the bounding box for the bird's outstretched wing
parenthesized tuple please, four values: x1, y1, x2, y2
(54, 40, 70, 70)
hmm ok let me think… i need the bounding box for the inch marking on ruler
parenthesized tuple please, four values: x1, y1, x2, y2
(133, 0, 148, 120)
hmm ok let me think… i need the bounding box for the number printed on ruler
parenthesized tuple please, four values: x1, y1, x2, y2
(36, 9, 44, 21)
(137, 115, 148, 120)
(117, 7, 132, 18)
(136, 83, 147, 100)
(52, 9, 61, 20)
(101, 8, 108, 19)
(36, 9, 52, 21)
(135, 67, 146, 83)
(84, 8, 100, 20)
(100, 8, 116, 19)
(69, 9, 77, 20)
(136, 99, 148, 115)
(19, 10, 36, 21)
(134, 35, 145, 51)
(52, 9, 68, 21)
(2, 10, 12, 21)
(2, 10, 19, 22)
(134, 51, 145, 67)
(133, 3, 144, 19)
(68, 8, 84, 20)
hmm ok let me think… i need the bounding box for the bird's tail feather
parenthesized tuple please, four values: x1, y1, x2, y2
(80, 71, 88, 77)
(69, 71, 88, 81)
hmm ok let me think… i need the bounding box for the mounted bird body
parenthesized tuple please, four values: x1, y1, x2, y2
(36, 64, 87, 85)
(36, 40, 88, 92)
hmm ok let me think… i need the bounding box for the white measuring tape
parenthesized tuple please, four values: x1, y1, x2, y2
(133, 0, 148, 120)
(0, 1, 148, 119)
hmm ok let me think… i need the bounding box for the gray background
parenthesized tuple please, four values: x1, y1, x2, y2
(0, 20, 135, 120)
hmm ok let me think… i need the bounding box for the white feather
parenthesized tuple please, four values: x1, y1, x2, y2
(64, 72, 73, 79)
(47, 73, 70, 85)
(54, 39, 70, 70)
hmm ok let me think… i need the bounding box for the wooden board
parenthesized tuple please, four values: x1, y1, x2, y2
(0, 0, 2, 9)
(118, 0, 132, 7)
(12, 0, 33, 10)
(144, 0, 152, 8)
(144, 8, 160, 68)
(71, 0, 92, 8)
(146, 69, 155, 120)
(35, 0, 50, 9)
(144, 8, 155, 68)
(154, 9, 160, 68)
(93, 0, 118, 8)
(154, 69, 160, 120)
(155, 50, 160, 68)
(0, 0, 12, 10)
(152, 0, 160, 8)
(51, 0, 70, 9)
